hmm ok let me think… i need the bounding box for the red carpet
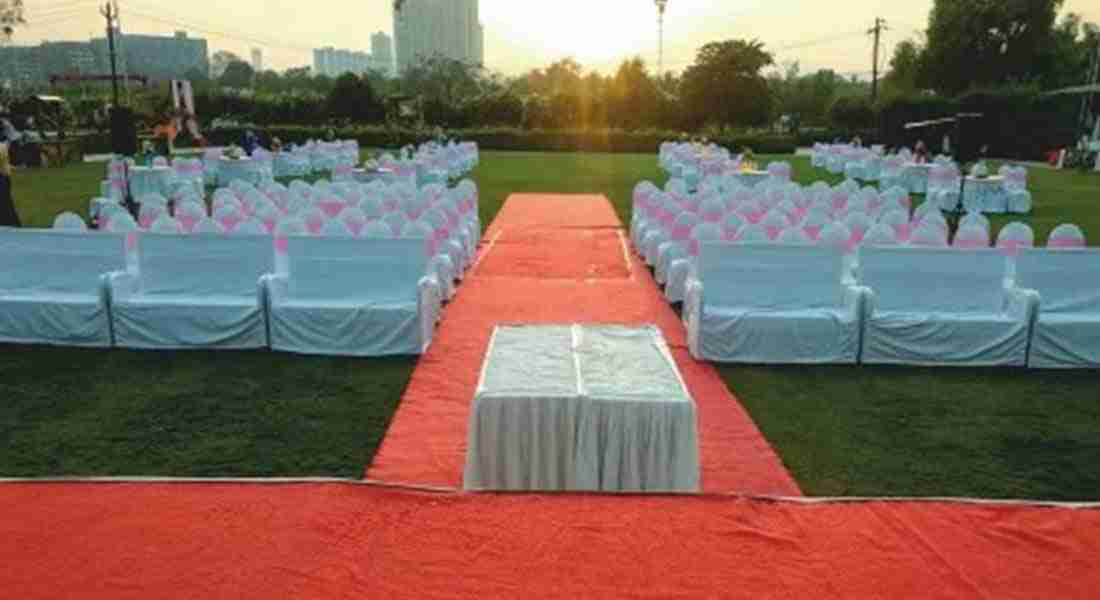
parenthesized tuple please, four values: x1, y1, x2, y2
(367, 194, 801, 495)
(6, 194, 1096, 598)
(2, 482, 1098, 599)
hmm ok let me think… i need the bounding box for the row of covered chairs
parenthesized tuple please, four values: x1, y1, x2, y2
(0, 229, 444, 356)
(681, 242, 1100, 368)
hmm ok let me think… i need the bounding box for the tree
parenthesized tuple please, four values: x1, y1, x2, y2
(0, 0, 25, 41)
(923, 0, 1064, 94)
(210, 50, 243, 79)
(881, 39, 924, 99)
(326, 73, 384, 123)
(219, 60, 255, 89)
(829, 96, 875, 131)
(680, 39, 774, 129)
(607, 57, 658, 130)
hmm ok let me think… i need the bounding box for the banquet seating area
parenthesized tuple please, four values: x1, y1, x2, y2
(634, 144, 1097, 369)
(811, 143, 1032, 214)
(1, 142, 483, 356)
(95, 140, 480, 212)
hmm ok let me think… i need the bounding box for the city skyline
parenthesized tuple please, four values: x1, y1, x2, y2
(11, 0, 1100, 78)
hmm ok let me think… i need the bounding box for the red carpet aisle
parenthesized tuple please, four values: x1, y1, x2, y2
(2, 482, 1098, 599)
(367, 194, 801, 495)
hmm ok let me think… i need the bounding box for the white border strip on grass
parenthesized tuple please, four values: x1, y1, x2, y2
(616, 229, 637, 281)
(470, 229, 504, 273)
(0, 477, 1097, 509)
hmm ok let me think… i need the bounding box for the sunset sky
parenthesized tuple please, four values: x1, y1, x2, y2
(17, 0, 1100, 77)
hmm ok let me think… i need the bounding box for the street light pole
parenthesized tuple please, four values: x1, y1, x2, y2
(100, 2, 120, 109)
(655, 0, 668, 77)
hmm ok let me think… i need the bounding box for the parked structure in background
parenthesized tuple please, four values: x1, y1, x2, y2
(394, 0, 484, 72)
(371, 32, 395, 76)
(0, 29, 208, 85)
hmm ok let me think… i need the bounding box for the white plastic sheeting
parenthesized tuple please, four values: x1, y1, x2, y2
(0, 230, 128, 347)
(1014, 249, 1100, 368)
(110, 234, 274, 349)
(860, 247, 1033, 366)
(266, 237, 441, 356)
(463, 325, 700, 493)
(684, 243, 863, 364)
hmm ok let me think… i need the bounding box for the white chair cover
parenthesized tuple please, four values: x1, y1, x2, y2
(860, 247, 1031, 366)
(110, 233, 273, 349)
(0, 230, 127, 347)
(1015, 248, 1100, 368)
(266, 237, 443, 356)
(684, 243, 862, 364)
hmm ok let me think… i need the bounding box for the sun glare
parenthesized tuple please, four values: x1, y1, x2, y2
(484, 0, 655, 68)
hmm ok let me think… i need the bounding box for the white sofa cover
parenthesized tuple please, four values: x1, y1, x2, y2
(110, 234, 274, 349)
(859, 247, 1033, 366)
(265, 237, 442, 356)
(1014, 248, 1100, 368)
(0, 230, 128, 347)
(684, 243, 864, 364)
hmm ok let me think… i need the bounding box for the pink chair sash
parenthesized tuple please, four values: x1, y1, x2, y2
(1048, 237, 1084, 249)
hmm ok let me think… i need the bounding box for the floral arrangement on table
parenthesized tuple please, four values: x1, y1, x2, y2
(970, 160, 989, 179)
(740, 147, 757, 172)
(224, 145, 245, 160)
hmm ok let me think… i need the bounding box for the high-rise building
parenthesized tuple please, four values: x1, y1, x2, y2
(370, 32, 394, 76)
(89, 30, 209, 82)
(313, 47, 372, 77)
(251, 48, 264, 73)
(0, 30, 208, 86)
(394, 0, 484, 73)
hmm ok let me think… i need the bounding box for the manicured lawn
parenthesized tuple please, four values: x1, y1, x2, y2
(2, 151, 1098, 500)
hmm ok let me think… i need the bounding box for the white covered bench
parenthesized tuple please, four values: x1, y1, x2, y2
(265, 237, 442, 356)
(0, 230, 128, 347)
(109, 234, 274, 349)
(859, 247, 1034, 366)
(684, 243, 865, 364)
(1014, 248, 1100, 368)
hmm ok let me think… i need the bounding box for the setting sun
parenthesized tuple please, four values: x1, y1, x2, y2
(482, 0, 659, 69)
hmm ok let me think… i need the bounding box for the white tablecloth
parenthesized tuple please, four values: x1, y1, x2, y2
(353, 168, 399, 185)
(463, 324, 700, 493)
(733, 170, 769, 188)
(903, 163, 932, 194)
(963, 176, 1007, 213)
(128, 166, 174, 199)
(217, 157, 264, 186)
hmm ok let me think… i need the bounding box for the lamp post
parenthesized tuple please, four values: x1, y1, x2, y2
(655, 0, 668, 77)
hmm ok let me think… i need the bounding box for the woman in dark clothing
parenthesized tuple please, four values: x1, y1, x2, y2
(0, 144, 22, 227)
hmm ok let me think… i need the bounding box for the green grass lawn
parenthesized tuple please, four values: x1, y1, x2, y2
(3, 151, 1099, 500)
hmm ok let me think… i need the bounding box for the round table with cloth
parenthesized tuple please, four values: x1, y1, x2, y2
(217, 157, 265, 186)
(128, 166, 175, 199)
(733, 170, 769, 188)
(353, 168, 399, 185)
(963, 176, 1007, 214)
(902, 163, 931, 194)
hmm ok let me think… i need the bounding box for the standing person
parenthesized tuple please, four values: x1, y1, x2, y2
(0, 143, 22, 227)
(242, 129, 259, 156)
(914, 140, 929, 164)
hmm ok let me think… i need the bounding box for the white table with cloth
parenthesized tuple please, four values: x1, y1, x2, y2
(217, 157, 264, 186)
(353, 167, 399, 185)
(903, 163, 932, 194)
(128, 166, 174, 199)
(463, 324, 700, 493)
(733, 169, 769, 188)
(963, 176, 1007, 213)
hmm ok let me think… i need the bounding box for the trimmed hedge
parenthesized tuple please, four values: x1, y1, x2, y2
(77, 126, 799, 156)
